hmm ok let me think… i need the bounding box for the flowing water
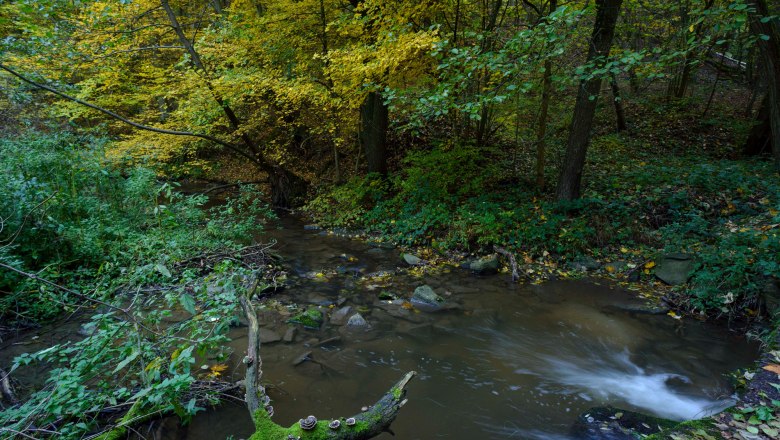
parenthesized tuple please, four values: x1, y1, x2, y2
(0, 214, 760, 439)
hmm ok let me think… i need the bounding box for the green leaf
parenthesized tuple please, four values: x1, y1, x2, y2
(180, 294, 196, 315)
(762, 427, 779, 437)
(112, 350, 140, 374)
(155, 263, 171, 278)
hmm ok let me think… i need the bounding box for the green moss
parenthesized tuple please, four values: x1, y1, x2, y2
(644, 418, 724, 440)
(391, 386, 402, 400)
(248, 411, 374, 440)
(288, 308, 324, 329)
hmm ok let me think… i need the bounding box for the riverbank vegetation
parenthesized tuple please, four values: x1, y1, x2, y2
(1, 0, 780, 439)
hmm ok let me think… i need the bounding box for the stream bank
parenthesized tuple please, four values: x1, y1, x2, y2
(0, 213, 765, 440)
(208, 214, 759, 440)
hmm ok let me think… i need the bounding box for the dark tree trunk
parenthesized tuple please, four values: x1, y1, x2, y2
(744, 94, 774, 157)
(610, 72, 628, 132)
(536, 58, 553, 189)
(360, 91, 389, 176)
(748, 0, 780, 168)
(535, 0, 558, 190)
(556, 0, 624, 201)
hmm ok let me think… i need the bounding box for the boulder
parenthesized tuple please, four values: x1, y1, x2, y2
(411, 285, 445, 312)
(468, 254, 500, 274)
(412, 285, 443, 304)
(287, 308, 324, 329)
(346, 313, 370, 329)
(259, 329, 282, 344)
(568, 256, 601, 272)
(402, 253, 423, 266)
(654, 253, 695, 285)
(283, 327, 297, 343)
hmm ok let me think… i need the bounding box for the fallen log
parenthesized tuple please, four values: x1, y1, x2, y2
(241, 289, 415, 440)
(248, 371, 416, 440)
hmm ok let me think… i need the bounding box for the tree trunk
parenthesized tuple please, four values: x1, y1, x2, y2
(668, 0, 715, 99)
(535, 0, 557, 190)
(536, 59, 553, 189)
(744, 94, 773, 156)
(610, 71, 628, 132)
(360, 91, 389, 176)
(556, 0, 624, 201)
(748, 0, 780, 168)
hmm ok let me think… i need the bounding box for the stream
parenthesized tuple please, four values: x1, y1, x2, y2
(0, 214, 760, 439)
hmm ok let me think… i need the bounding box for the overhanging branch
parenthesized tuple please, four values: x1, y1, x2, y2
(0, 62, 262, 166)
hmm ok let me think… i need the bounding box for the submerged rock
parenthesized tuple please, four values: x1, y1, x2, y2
(346, 313, 369, 329)
(283, 327, 297, 343)
(655, 253, 695, 285)
(329, 306, 353, 326)
(259, 328, 282, 344)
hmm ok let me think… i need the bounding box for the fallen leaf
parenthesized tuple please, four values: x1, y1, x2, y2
(762, 364, 780, 374)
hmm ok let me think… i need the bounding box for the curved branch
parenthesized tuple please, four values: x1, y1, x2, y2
(249, 371, 416, 440)
(0, 62, 262, 167)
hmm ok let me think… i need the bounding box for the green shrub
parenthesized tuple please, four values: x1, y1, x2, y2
(0, 131, 273, 323)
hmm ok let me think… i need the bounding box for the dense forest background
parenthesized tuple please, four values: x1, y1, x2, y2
(1, 1, 780, 438)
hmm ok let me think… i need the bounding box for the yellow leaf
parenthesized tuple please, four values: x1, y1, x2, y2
(209, 364, 229, 377)
(620, 247, 628, 253)
(644, 261, 656, 269)
(689, 24, 695, 32)
(145, 357, 162, 372)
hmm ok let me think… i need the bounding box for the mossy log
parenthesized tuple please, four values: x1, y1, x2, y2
(248, 371, 416, 440)
(241, 289, 416, 440)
